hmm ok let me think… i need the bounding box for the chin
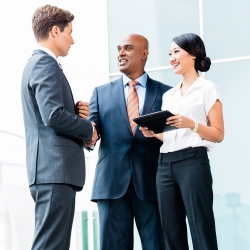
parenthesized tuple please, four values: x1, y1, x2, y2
(119, 66, 128, 74)
(59, 53, 67, 57)
(173, 69, 181, 75)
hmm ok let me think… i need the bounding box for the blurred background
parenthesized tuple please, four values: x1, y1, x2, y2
(0, 0, 249, 249)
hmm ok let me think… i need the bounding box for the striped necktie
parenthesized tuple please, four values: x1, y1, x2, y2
(127, 80, 139, 135)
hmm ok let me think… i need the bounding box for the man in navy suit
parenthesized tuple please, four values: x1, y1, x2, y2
(21, 5, 97, 250)
(78, 33, 171, 250)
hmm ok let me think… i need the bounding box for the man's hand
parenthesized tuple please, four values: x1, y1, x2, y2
(85, 123, 98, 147)
(76, 100, 90, 119)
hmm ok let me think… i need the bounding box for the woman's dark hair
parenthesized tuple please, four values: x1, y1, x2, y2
(173, 33, 211, 72)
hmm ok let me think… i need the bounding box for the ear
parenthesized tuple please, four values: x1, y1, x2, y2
(141, 49, 149, 61)
(51, 26, 60, 38)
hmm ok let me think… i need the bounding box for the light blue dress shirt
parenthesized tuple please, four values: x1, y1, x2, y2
(123, 72, 147, 114)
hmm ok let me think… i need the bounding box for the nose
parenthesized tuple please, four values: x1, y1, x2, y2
(169, 54, 175, 64)
(70, 34, 74, 45)
(118, 48, 125, 56)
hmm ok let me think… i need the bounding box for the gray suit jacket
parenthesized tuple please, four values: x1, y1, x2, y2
(89, 76, 171, 201)
(21, 49, 93, 190)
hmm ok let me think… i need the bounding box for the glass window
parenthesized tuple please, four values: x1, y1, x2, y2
(147, 69, 182, 87)
(205, 60, 250, 247)
(206, 60, 250, 206)
(107, 0, 200, 72)
(203, 0, 250, 59)
(0, 132, 33, 249)
(110, 69, 181, 89)
(109, 74, 122, 83)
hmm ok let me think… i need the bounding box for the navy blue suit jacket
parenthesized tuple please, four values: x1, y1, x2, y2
(21, 50, 93, 190)
(89, 76, 171, 201)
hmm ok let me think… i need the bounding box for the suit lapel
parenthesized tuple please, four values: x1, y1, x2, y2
(112, 76, 160, 135)
(61, 71, 77, 113)
(141, 76, 159, 116)
(112, 77, 131, 133)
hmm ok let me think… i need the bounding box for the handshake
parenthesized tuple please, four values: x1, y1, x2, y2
(76, 100, 98, 147)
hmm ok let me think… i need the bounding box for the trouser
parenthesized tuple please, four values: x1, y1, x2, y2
(30, 183, 77, 250)
(156, 147, 218, 250)
(97, 178, 165, 250)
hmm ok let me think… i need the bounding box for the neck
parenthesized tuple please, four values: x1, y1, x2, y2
(181, 70, 199, 87)
(37, 41, 58, 58)
(125, 70, 145, 80)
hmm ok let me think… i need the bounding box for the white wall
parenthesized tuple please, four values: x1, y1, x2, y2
(0, 0, 109, 137)
(0, 1, 109, 250)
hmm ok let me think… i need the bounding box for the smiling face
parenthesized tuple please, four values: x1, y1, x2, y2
(169, 41, 196, 75)
(117, 34, 148, 79)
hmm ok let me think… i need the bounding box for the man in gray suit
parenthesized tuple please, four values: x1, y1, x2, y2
(21, 5, 97, 250)
(78, 34, 171, 250)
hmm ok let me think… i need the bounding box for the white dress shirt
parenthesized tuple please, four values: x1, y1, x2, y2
(122, 73, 147, 114)
(160, 76, 222, 153)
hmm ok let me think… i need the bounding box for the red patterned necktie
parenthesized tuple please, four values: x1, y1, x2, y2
(127, 80, 139, 135)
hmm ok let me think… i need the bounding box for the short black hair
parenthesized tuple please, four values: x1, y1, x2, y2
(173, 33, 211, 72)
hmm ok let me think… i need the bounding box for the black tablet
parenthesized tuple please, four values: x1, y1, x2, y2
(133, 110, 178, 134)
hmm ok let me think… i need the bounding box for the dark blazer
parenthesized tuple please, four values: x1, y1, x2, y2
(21, 50, 93, 190)
(89, 76, 171, 201)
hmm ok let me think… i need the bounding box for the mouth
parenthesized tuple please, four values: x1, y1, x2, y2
(119, 59, 128, 66)
(172, 62, 179, 69)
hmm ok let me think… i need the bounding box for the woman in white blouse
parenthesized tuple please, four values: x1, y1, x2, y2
(140, 33, 224, 250)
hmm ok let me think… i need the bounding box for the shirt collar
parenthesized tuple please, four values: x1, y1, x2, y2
(172, 75, 205, 95)
(36, 46, 61, 66)
(122, 72, 147, 87)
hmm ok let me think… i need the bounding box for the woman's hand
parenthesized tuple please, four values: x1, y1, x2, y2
(139, 127, 163, 142)
(167, 114, 194, 129)
(139, 126, 155, 137)
(168, 100, 224, 143)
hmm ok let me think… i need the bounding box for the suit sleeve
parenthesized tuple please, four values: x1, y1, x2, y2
(30, 56, 93, 141)
(88, 87, 101, 136)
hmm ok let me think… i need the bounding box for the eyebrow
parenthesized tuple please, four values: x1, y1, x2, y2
(117, 44, 134, 48)
(170, 46, 181, 52)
